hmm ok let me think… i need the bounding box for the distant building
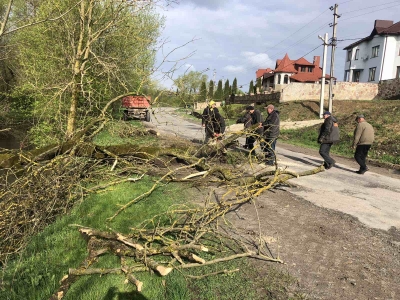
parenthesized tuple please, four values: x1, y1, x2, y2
(256, 54, 331, 91)
(343, 20, 400, 83)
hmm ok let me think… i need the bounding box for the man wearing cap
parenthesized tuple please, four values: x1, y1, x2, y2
(246, 106, 263, 151)
(262, 104, 280, 165)
(318, 111, 340, 169)
(352, 114, 374, 174)
(202, 100, 221, 143)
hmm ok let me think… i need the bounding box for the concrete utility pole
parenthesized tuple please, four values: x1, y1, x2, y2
(318, 33, 329, 119)
(328, 3, 339, 114)
(213, 69, 216, 84)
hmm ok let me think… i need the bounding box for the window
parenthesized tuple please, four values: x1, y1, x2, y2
(344, 70, 349, 81)
(353, 70, 361, 82)
(284, 75, 289, 84)
(347, 50, 352, 61)
(355, 49, 359, 60)
(397, 66, 400, 79)
(308, 67, 313, 72)
(372, 46, 379, 58)
(301, 66, 306, 72)
(368, 67, 376, 81)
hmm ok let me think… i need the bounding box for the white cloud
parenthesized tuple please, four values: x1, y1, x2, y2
(157, 0, 400, 87)
(224, 65, 245, 73)
(183, 0, 228, 9)
(184, 64, 195, 71)
(242, 52, 274, 68)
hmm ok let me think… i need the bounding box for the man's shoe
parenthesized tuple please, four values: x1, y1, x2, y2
(323, 162, 333, 169)
(356, 167, 369, 174)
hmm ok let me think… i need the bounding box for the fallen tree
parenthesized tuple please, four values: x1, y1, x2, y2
(1, 123, 325, 297)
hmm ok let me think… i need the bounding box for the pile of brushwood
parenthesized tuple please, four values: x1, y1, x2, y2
(0, 123, 324, 298)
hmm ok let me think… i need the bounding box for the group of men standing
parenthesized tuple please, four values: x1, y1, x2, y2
(201, 100, 225, 143)
(203, 102, 280, 165)
(244, 105, 280, 165)
(202, 101, 375, 174)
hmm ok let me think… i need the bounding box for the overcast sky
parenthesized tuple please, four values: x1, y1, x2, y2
(155, 0, 399, 90)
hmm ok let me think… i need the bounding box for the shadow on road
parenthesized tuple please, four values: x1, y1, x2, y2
(305, 157, 357, 173)
(280, 154, 321, 167)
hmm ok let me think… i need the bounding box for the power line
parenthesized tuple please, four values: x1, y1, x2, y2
(341, 0, 400, 15)
(339, 31, 371, 39)
(238, 44, 323, 87)
(235, 24, 330, 87)
(341, 3, 400, 21)
(267, 22, 330, 62)
(337, 38, 366, 41)
(264, 8, 329, 53)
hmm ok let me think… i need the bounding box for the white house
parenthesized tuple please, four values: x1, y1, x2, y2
(343, 20, 400, 83)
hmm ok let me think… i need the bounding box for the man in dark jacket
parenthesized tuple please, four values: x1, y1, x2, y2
(262, 104, 280, 165)
(202, 100, 221, 143)
(318, 111, 340, 169)
(213, 114, 226, 139)
(236, 111, 252, 148)
(246, 106, 263, 151)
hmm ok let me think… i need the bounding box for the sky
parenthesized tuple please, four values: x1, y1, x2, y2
(154, 0, 400, 91)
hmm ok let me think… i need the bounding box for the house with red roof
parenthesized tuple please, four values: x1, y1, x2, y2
(256, 54, 331, 91)
(343, 20, 400, 83)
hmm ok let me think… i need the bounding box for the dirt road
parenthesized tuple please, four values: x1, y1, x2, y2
(148, 107, 400, 299)
(149, 108, 400, 231)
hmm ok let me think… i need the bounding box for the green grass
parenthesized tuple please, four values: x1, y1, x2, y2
(1, 178, 191, 300)
(1, 176, 303, 300)
(1, 118, 306, 300)
(92, 120, 156, 147)
(281, 124, 400, 165)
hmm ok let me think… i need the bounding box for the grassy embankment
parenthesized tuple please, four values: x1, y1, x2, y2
(1, 120, 302, 300)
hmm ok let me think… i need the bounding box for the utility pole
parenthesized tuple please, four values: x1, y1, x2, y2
(213, 69, 216, 85)
(328, 3, 339, 114)
(318, 33, 329, 119)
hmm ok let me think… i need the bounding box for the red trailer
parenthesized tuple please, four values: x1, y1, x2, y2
(121, 95, 151, 122)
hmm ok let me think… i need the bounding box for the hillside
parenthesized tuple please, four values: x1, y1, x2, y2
(270, 100, 400, 165)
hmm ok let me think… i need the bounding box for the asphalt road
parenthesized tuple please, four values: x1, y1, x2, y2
(148, 107, 400, 232)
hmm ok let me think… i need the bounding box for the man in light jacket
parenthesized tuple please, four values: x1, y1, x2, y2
(352, 114, 374, 174)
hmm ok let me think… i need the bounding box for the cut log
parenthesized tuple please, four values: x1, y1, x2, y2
(122, 267, 143, 292)
(147, 129, 160, 136)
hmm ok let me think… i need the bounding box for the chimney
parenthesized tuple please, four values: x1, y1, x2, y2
(313, 56, 320, 69)
(374, 20, 393, 30)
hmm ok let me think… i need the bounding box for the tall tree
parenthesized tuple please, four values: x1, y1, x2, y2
(214, 79, 223, 101)
(174, 71, 207, 96)
(12, 0, 163, 145)
(223, 79, 230, 100)
(174, 71, 207, 105)
(256, 77, 262, 93)
(249, 80, 254, 94)
(200, 81, 207, 101)
(232, 78, 237, 95)
(208, 80, 214, 99)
